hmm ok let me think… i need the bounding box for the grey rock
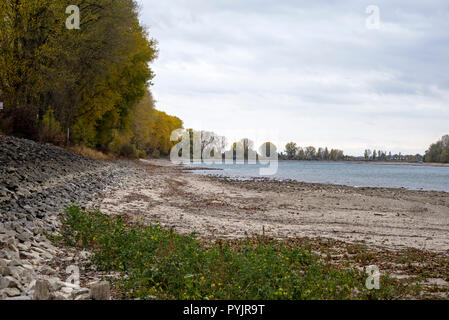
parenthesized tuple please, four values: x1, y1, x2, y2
(1, 287, 21, 297)
(39, 265, 57, 276)
(19, 250, 40, 260)
(48, 278, 65, 291)
(0, 249, 19, 260)
(71, 287, 90, 299)
(33, 279, 51, 300)
(17, 232, 32, 243)
(51, 292, 67, 300)
(17, 243, 31, 251)
(0, 276, 20, 289)
(0, 136, 137, 301)
(90, 281, 111, 300)
(74, 293, 91, 300)
(60, 286, 73, 295)
(0, 265, 11, 276)
(8, 259, 23, 267)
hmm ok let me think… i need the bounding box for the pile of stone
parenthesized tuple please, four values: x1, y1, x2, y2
(0, 135, 138, 300)
(0, 226, 110, 300)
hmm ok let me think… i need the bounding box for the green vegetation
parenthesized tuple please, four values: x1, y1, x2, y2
(57, 206, 415, 300)
(0, 0, 182, 157)
(281, 142, 344, 161)
(424, 135, 449, 163)
(280, 143, 424, 162)
(363, 149, 422, 162)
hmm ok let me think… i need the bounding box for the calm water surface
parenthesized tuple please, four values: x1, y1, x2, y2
(188, 161, 449, 192)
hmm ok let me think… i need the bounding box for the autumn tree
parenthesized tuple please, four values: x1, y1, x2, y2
(304, 146, 316, 160)
(0, 0, 182, 158)
(285, 142, 298, 160)
(424, 135, 449, 163)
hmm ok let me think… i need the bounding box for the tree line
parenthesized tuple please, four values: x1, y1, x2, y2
(0, 0, 182, 157)
(424, 135, 449, 163)
(280, 142, 345, 161)
(281, 142, 426, 162)
(362, 150, 423, 162)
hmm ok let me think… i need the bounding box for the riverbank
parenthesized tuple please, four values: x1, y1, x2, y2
(278, 159, 449, 167)
(0, 135, 139, 300)
(92, 159, 449, 298)
(97, 159, 449, 254)
(1, 137, 448, 299)
(340, 160, 449, 167)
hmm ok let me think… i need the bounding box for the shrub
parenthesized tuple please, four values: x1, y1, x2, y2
(0, 116, 13, 136)
(1, 106, 39, 139)
(40, 107, 65, 144)
(151, 149, 160, 158)
(58, 206, 412, 300)
(68, 145, 111, 160)
(119, 143, 138, 158)
(137, 150, 147, 159)
(71, 120, 97, 148)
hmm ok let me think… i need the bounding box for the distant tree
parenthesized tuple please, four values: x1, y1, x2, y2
(285, 142, 298, 160)
(336, 149, 344, 160)
(229, 138, 256, 162)
(364, 149, 372, 161)
(298, 148, 305, 160)
(200, 131, 226, 159)
(329, 149, 344, 161)
(324, 147, 330, 160)
(317, 147, 324, 160)
(280, 144, 345, 161)
(424, 135, 449, 163)
(259, 142, 277, 158)
(304, 146, 316, 160)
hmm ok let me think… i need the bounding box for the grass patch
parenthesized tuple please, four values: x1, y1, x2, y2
(68, 145, 111, 160)
(58, 206, 418, 300)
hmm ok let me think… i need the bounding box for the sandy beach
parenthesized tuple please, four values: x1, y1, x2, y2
(94, 159, 449, 254)
(84, 159, 449, 298)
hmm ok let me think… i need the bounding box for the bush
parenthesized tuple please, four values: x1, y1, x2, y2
(137, 150, 147, 159)
(151, 149, 160, 159)
(0, 116, 13, 136)
(119, 143, 138, 158)
(68, 145, 111, 160)
(71, 120, 97, 148)
(1, 107, 39, 139)
(40, 107, 65, 144)
(58, 206, 412, 300)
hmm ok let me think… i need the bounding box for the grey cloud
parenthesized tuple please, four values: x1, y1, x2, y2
(139, 0, 449, 154)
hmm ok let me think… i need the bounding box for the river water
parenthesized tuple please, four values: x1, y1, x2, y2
(188, 161, 449, 192)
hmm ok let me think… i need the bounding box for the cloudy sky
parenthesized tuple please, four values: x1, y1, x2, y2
(139, 0, 449, 156)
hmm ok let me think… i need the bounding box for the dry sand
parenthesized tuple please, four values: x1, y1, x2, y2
(93, 159, 449, 255)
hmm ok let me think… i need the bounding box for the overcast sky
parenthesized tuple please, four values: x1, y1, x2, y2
(139, 0, 449, 156)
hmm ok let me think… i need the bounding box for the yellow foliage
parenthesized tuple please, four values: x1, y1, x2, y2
(68, 145, 111, 161)
(40, 107, 64, 144)
(0, 0, 182, 159)
(108, 129, 133, 155)
(130, 91, 183, 156)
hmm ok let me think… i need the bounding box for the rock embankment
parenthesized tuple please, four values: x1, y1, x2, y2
(0, 135, 136, 300)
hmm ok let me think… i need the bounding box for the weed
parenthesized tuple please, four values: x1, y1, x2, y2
(58, 206, 419, 300)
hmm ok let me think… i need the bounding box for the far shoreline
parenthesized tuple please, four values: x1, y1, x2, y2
(175, 159, 449, 193)
(159, 157, 449, 168)
(278, 159, 449, 167)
